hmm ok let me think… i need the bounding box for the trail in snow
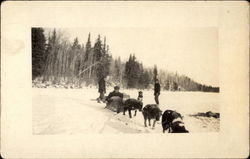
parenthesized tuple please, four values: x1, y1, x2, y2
(32, 87, 220, 134)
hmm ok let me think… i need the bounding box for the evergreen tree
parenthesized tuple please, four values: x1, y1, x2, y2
(72, 37, 81, 49)
(113, 57, 123, 85)
(94, 35, 111, 82)
(71, 37, 81, 76)
(85, 33, 91, 62)
(125, 54, 133, 88)
(173, 81, 178, 91)
(32, 27, 46, 80)
(84, 33, 93, 81)
(93, 35, 102, 62)
(153, 65, 158, 81)
(46, 29, 58, 80)
(124, 54, 141, 88)
(138, 69, 151, 89)
(32, 28, 220, 92)
(165, 80, 170, 90)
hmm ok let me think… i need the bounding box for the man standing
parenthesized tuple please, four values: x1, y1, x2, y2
(97, 77, 106, 103)
(154, 79, 161, 105)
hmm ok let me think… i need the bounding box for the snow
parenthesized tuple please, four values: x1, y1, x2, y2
(32, 87, 220, 134)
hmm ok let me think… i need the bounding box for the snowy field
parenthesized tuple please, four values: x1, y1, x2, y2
(32, 87, 220, 134)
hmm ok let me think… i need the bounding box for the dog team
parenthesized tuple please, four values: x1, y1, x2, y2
(97, 78, 189, 133)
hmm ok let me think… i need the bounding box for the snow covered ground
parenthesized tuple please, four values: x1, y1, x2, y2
(32, 87, 220, 134)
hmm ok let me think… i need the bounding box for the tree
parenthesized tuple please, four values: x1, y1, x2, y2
(112, 57, 123, 84)
(32, 27, 46, 80)
(43, 29, 58, 81)
(71, 37, 81, 77)
(124, 54, 142, 88)
(72, 37, 81, 50)
(94, 35, 111, 82)
(85, 33, 91, 62)
(93, 35, 102, 62)
(138, 70, 151, 89)
(164, 80, 170, 90)
(173, 82, 178, 91)
(32, 28, 220, 92)
(125, 54, 134, 88)
(84, 33, 94, 82)
(153, 65, 158, 81)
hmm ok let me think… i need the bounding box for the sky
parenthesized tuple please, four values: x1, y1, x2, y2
(45, 27, 219, 87)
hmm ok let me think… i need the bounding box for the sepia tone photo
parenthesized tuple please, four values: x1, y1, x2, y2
(32, 27, 220, 134)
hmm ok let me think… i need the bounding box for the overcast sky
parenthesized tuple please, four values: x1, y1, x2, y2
(45, 27, 219, 87)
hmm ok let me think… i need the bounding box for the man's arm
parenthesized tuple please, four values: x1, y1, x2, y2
(119, 92, 123, 98)
(106, 92, 112, 101)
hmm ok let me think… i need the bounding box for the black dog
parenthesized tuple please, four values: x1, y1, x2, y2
(142, 104, 162, 129)
(123, 98, 143, 118)
(162, 110, 189, 133)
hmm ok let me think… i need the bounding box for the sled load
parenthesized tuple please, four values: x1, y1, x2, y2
(105, 93, 130, 113)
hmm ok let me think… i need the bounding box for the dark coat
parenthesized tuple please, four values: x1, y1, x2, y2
(106, 91, 123, 101)
(98, 78, 106, 93)
(154, 83, 161, 95)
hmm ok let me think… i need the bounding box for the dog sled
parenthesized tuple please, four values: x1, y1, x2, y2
(105, 93, 130, 113)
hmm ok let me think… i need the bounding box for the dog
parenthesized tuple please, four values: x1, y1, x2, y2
(137, 91, 143, 102)
(142, 104, 162, 129)
(161, 110, 189, 133)
(123, 98, 143, 118)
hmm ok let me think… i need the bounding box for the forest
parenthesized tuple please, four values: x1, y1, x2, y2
(32, 28, 219, 92)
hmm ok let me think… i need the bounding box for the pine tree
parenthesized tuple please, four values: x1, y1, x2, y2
(72, 37, 81, 49)
(93, 35, 111, 83)
(93, 35, 102, 61)
(44, 29, 58, 82)
(112, 56, 123, 85)
(138, 69, 151, 89)
(32, 27, 46, 80)
(124, 54, 142, 88)
(125, 54, 133, 88)
(84, 33, 93, 81)
(72, 37, 81, 77)
(85, 33, 91, 62)
(153, 65, 158, 81)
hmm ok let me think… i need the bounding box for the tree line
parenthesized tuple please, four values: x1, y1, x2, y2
(32, 28, 219, 92)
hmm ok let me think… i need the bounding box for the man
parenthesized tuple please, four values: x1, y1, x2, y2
(97, 77, 106, 103)
(106, 86, 123, 102)
(154, 79, 161, 105)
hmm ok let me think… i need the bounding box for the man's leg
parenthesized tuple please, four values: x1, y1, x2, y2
(100, 92, 105, 102)
(155, 94, 159, 105)
(97, 92, 101, 103)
